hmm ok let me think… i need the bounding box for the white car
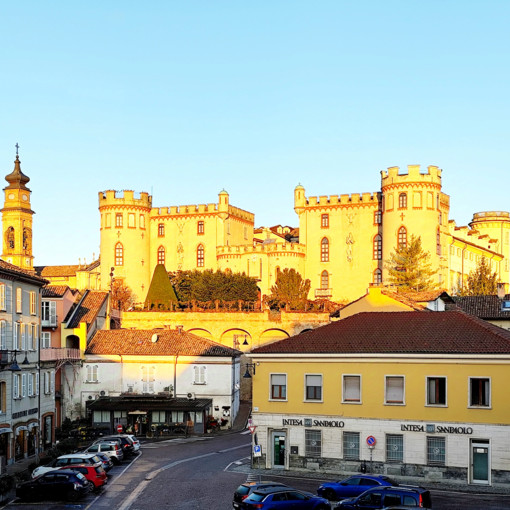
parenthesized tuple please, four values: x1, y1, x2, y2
(124, 434, 140, 452)
(32, 453, 102, 478)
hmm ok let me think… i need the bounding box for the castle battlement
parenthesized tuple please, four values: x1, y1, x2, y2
(150, 203, 254, 222)
(471, 211, 510, 222)
(305, 192, 380, 207)
(381, 165, 442, 187)
(98, 190, 152, 208)
(217, 242, 306, 255)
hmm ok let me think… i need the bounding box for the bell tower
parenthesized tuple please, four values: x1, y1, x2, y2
(1, 145, 34, 270)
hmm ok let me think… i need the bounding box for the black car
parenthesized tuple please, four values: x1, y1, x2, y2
(336, 486, 432, 509)
(233, 481, 288, 508)
(95, 435, 135, 456)
(16, 469, 91, 502)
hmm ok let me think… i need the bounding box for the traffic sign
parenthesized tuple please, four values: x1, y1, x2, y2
(366, 435, 376, 447)
(253, 445, 262, 457)
(249, 425, 257, 434)
(116, 424, 123, 433)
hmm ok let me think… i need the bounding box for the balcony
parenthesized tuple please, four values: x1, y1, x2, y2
(40, 347, 81, 361)
(315, 288, 332, 298)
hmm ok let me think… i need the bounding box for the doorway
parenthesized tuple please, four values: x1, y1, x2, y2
(471, 439, 490, 485)
(271, 431, 286, 469)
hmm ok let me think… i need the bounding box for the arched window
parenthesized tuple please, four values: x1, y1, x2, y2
(436, 229, 441, 255)
(5, 227, 14, 250)
(115, 243, 124, 266)
(321, 238, 329, 262)
(398, 227, 407, 249)
(197, 244, 204, 267)
(373, 268, 382, 285)
(157, 246, 165, 265)
(399, 193, 407, 208)
(321, 270, 329, 289)
(158, 223, 165, 237)
(373, 234, 382, 260)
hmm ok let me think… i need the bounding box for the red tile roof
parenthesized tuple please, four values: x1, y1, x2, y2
(452, 295, 510, 320)
(42, 285, 74, 298)
(65, 291, 109, 330)
(35, 260, 100, 277)
(0, 259, 48, 285)
(86, 329, 240, 357)
(251, 311, 510, 355)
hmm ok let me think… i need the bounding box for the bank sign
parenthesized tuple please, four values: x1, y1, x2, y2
(282, 418, 344, 427)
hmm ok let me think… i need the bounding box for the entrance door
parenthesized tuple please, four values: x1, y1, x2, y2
(271, 431, 286, 469)
(471, 440, 490, 484)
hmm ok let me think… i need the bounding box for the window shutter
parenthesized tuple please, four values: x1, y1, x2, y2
(13, 375, 19, 398)
(35, 373, 39, 395)
(0, 321, 5, 350)
(344, 376, 360, 401)
(28, 373, 33, 396)
(50, 302, 57, 327)
(386, 377, 404, 402)
(50, 371, 55, 393)
(0, 284, 5, 310)
(21, 324, 26, 351)
(272, 374, 286, 386)
(21, 373, 26, 397)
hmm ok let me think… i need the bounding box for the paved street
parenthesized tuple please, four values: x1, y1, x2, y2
(4, 432, 510, 509)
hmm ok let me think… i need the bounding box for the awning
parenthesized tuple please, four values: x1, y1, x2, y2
(128, 410, 147, 415)
(88, 396, 212, 412)
(0, 428, 12, 434)
(15, 426, 28, 434)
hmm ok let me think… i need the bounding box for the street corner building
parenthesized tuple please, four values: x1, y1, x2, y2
(247, 311, 510, 488)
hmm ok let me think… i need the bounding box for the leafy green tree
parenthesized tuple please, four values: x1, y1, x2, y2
(459, 256, 498, 295)
(385, 235, 437, 291)
(266, 268, 311, 310)
(145, 264, 178, 309)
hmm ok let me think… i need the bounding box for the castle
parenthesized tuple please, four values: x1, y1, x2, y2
(96, 164, 510, 303)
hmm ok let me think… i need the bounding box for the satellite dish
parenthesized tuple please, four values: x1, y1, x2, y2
(151, 334, 158, 343)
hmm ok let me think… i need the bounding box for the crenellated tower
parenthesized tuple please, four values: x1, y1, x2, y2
(98, 190, 152, 301)
(1, 148, 34, 270)
(380, 165, 449, 286)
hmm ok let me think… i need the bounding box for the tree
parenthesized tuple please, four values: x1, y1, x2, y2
(145, 264, 178, 310)
(459, 256, 498, 296)
(266, 268, 311, 310)
(385, 235, 437, 291)
(111, 280, 136, 311)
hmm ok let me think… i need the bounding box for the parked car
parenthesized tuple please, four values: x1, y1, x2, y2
(85, 441, 124, 464)
(241, 487, 331, 510)
(318, 475, 399, 501)
(335, 486, 432, 509)
(16, 469, 91, 502)
(94, 435, 135, 456)
(125, 434, 141, 452)
(32, 453, 103, 478)
(61, 464, 107, 490)
(92, 452, 114, 472)
(233, 481, 288, 508)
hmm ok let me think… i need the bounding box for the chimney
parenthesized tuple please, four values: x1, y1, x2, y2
(176, 325, 184, 334)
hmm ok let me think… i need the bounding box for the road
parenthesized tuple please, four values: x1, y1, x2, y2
(6, 432, 510, 509)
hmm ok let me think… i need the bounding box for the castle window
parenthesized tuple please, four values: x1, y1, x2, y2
(398, 193, 407, 209)
(197, 221, 204, 235)
(197, 244, 204, 267)
(373, 235, 382, 260)
(321, 270, 329, 289)
(373, 268, 382, 285)
(115, 213, 123, 228)
(436, 229, 441, 255)
(439, 212, 442, 225)
(321, 214, 329, 228)
(139, 215, 145, 229)
(321, 238, 329, 262)
(398, 227, 407, 249)
(157, 246, 165, 265)
(158, 223, 165, 237)
(128, 213, 135, 228)
(6, 227, 15, 250)
(244, 226, 248, 240)
(374, 211, 381, 224)
(115, 243, 124, 266)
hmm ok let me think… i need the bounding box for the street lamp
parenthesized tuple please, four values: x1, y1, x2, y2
(243, 363, 256, 378)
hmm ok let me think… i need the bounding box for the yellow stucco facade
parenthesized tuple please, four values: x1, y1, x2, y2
(96, 165, 510, 304)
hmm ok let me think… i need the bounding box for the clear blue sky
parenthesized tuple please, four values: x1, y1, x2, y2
(1, 1, 508, 265)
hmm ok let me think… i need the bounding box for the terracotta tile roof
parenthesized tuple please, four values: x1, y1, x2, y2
(0, 259, 48, 285)
(86, 328, 240, 357)
(42, 285, 74, 298)
(251, 311, 510, 355)
(65, 291, 109, 329)
(35, 265, 80, 277)
(452, 295, 510, 320)
(395, 290, 453, 303)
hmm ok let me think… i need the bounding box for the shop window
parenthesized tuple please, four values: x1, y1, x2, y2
(321, 238, 329, 262)
(342, 375, 361, 403)
(152, 411, 166, 424)
(197, 244, 204, 267)
(305, 429, 321, 457)
(373, 235, 382, 260)
(305, 374, 322, 401)
(427, 436, 445, 465)
(270, 374, 287, 400)
(385, 376, 405, 404)
(157, 246, 165, 265)
(158, 223, 165, 237)
(427, 377, 446, 406)
(343, 431, 360, 460)
(321, 214, 329, 228)
(373, 268, 382, 285)
(193, 365, 206, 385)
(386, 434, 403, 463)
(197, 221, 204, 235)
(398, 227, 407, 249)
(115, 243, 124, 266)
(320, 271, 329, 289)
(469, 377, 490, 407)
(398, 193, 407, 209)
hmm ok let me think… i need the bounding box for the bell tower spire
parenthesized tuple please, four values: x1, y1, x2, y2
(1, 144, 34, 270)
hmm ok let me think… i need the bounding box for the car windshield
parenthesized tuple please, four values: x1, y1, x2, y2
(382, 477, 399, 486)
(236, 485, 250, 496)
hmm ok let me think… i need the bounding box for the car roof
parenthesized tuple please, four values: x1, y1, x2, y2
(243, 481, 287, 487)
(44, 469, 79, 476)
(366, 486, 429, 494)
(58, 453, 98, 459)
(252, 486, 299, 495)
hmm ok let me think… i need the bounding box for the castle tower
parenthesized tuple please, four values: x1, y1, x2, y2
(381, 165, 449, 286)
(98, 190, 152, 302)
(1, 147, 34, 270)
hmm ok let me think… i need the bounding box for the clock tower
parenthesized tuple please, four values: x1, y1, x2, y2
(1, 146, 34, 270)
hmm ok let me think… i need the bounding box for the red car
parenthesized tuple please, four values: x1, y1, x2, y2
(60, 464, 107, 490)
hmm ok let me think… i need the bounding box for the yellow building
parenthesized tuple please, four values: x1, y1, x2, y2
(96, 164, 509, 305)
(248, 311, 510, 487)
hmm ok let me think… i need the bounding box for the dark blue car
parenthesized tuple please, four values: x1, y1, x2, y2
(336, 485, 432, 509)
(241, 487, 330, 510)
(317, 475, 398, 501)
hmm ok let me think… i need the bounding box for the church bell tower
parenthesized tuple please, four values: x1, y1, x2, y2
(1, 145, 34, 270)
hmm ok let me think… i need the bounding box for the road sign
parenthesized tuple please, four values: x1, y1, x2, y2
(253, 445, 262, 458)
(249, 425, 257, 434)
(116, 424, 123, 433)
(366, 435, 376, 447)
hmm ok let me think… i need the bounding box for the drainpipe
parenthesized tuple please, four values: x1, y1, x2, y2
(174, 353, 179, 397)
(118, 354, 123, 393)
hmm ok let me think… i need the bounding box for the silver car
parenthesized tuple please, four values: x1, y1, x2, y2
(85, 442, 124, 464)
